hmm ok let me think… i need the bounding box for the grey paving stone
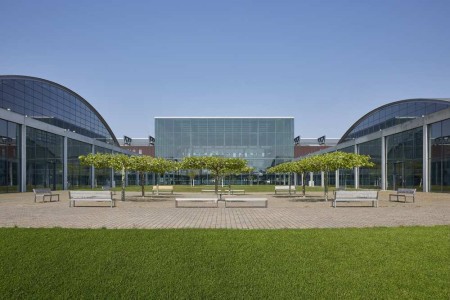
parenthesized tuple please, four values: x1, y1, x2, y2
(0, 191, 448, 229)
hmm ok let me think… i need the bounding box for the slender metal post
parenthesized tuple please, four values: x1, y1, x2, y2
(63, 136, 68, 190)
(422, 124, 429, 192)
(20, 124, 27, 192)
(381, 136, 386, 190)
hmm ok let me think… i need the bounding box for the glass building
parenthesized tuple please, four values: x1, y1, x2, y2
(0, 75, 133, 193)
(155, 117, 294, 184)
(300, 99, 450, 193)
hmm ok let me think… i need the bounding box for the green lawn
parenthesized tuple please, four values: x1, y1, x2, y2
(0, 227, 448, 299)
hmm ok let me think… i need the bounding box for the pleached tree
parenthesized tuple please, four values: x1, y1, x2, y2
(146, 158, 178, 195)
(304, 152, 374, 201)
(129, 155, 154, 197)
(79, 153, 133, 201)
(180, 156, 248, 194)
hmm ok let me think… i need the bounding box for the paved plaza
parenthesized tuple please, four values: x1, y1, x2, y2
(0, 191, 449, 229)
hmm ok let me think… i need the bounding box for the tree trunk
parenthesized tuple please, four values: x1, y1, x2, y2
(214, 174, 219, 194)
(302, 172, 306, 198)
(288, 172, 292, 195)
(121, 167, 126, 201)
(157, 174, 160, 195)
(324, 171, 329, 202)
(140, 172, 145, 197)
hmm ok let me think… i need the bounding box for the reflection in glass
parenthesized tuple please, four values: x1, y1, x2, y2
(0, 119, 20, 193)
(341, 100, 450, 143)
(156, 118, 294, 184)
(429, 119, 450, 192)
(68, 139, 92, 189)
(94, 146, 112, 187)
(26, 127, 64, 191)
(0, 78, 116, 145)
(338, 147, 355, 188)
(358, 139, 382, 189)
(386, 127, 423, 190)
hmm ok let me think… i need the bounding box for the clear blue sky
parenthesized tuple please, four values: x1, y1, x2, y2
(1, 0, 450, 139)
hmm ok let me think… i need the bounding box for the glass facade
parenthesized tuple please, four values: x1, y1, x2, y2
(67, 139, 92, 189)
(338, 146, 355, 188)
(26, 127, 64, 191)
(0, 77, 116, 145)
(358, 139, 382, 189)
(386, 127, 423, 190)
(94, 146, 112, 187)
(312, 172, 322, 186)
(429, 119, 450, 192)
(341, 99, 450, 143)
(155, 118, 294, 172)
(0, 76, 133, 193)
(0, 119, 20, 193)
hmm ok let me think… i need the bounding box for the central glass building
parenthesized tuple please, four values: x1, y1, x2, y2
(155, 117, 294, 184)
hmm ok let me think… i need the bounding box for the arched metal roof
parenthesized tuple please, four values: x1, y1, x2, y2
(339, 98, 450, 144)
(0, 75, 119, 146)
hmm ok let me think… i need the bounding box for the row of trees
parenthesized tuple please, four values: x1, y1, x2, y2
(267, 152, 374, 200)
(78, 154, 251, 200)
(79, 151, 374, 201)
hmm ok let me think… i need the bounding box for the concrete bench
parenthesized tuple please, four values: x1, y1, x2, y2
(224, 198, 268, 208)
(389, 188, 416, 203)
(69, 191, 114, 208)
(333, 190, 378, 208)
(33, 188, 60, 203)
(275, 186, 296, 194)
(201, 189, 222, 193)
(224, 189, 246, 195)
(152, 186, 174, 194)
(175, 198, 218, 208)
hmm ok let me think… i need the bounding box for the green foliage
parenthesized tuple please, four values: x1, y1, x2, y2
(129, 156, 154, 197)
(78, 153, 111, 169)
(181, 156, 247, 176)
(79, 153, 133, 201)
(180, 156, 248, 193)
(310, 151, 374, 172)
(1, 227, 448, 299)
(267, 152, 375, 199)
(146, 157, 178, 175)
(79, 154, 179, 198)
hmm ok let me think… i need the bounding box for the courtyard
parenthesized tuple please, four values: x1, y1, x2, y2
(1, 190, 449, 229)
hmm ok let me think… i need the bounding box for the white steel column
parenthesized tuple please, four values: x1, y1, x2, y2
(381, 136, 386, 190)
(422, 124, 429, 192)
(111, 168, 115, 188)
(20, 124, 27, 192)
(309, 172, 314, 186)
(335, 170, 339, 189)
(91, 145, 95, 188)
(63, 136, 68, 190)
(354, 144, 359, 189)
(321, 171, 325, 188)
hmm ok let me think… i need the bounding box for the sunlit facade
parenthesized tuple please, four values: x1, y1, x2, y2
(302, 99, 450, 193)
(0, 75, 132, 193)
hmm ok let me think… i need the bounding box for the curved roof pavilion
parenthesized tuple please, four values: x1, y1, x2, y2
(0, 75, 119, 146)
(339, 98, 450, 144)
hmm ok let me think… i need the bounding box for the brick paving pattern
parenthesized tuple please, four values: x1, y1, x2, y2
(0, 191, 449, 229)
